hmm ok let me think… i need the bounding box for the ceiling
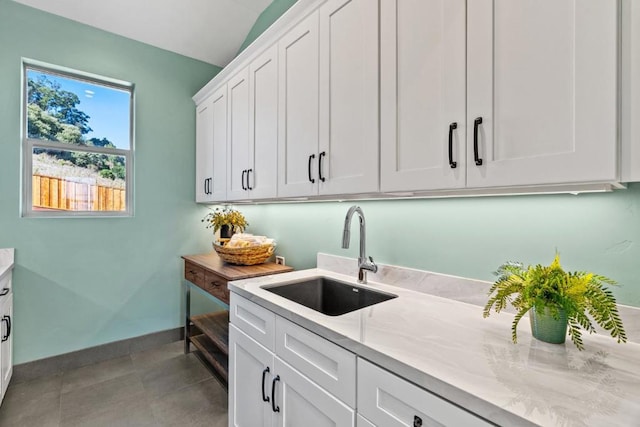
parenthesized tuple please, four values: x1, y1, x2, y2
(13, 0, 273, 67)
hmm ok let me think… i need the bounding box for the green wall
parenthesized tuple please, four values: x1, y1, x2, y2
(237, 0, 298, 54)
(0, 0, 222, 363)
(238, 188, 640, 308)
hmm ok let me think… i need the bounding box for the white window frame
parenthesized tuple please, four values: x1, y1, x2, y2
(22, 60, 135, 218)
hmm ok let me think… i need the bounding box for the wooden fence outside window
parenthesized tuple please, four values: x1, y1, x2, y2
(32, 175, 126, 212)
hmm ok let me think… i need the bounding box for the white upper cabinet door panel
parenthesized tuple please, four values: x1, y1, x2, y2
(195, 96, 214, 203)
(227, 68, 251, 201)
(467, 0, 618, 188)
(380, 0, 466, 192)
(211, 85, 228, 202)
(277, 12, 320, 198)
(622, 0, 640, 182)
(318, 0, 379, 195)
(249, 45, 279, 199)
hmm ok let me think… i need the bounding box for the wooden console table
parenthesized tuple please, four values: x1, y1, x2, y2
(181, 251, 292, 383)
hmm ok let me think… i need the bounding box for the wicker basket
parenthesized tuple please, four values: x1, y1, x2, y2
(213, 242, 275, 265)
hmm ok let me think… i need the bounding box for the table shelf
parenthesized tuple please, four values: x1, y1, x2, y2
(181, 251, 293, 385)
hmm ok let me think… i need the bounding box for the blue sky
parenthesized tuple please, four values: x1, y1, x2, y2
(28, 70, 131, 150)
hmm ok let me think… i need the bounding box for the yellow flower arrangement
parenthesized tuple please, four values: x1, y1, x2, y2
(202, 207, 248, 234)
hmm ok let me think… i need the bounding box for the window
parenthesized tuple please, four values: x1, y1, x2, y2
(22, 62, 134, 217)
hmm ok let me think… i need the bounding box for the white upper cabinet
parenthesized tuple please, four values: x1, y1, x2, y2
(278, 1, 379, 198)
(195, 95, 214, 202)
(318, 0, 379, 196)
(622, 0, 640, 182)
(211, 86, 228, 201)
(228, 47, 279, 201)
(227, 68, 251, 201)
(196, 86, 227, 203)
(195, 0, 623, 203)
(277, 11, 320, 198)
(380, 0, 466, 192)
(248, 45, 279, 200)
(466, 0, 618, 188)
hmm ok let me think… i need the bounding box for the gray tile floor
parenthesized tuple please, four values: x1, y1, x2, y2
(0, 341, 228, 426)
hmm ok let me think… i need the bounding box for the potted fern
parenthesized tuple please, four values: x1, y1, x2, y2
(483, 254, 627, 350)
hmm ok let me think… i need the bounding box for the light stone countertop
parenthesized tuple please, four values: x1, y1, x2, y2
(228, 255, 640, 427)
(0, 248, 14, 281)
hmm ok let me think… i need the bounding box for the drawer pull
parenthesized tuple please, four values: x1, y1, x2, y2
(473, 117, 483, 166)
(0, 288, 9, 296)
(448, 122, 457, 169)
(211, 281, 222, 287)
(261, 367, 270, 402)
(189, 270, 197, 275)
(413, 415, 423, 427)
(271, 375, 281, 412)
(318, 151, 326, 182)
(2, 315, 11, 342)
(308, 154, 316, 184)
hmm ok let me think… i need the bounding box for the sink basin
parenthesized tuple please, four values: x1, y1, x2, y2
(262, 277, 397, 316)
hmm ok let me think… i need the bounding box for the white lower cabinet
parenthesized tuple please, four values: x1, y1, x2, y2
(0, 276, 13, 405)
(273, 357, 354, 427)
(229, 295, 355, 427)
(229, 324, 273, 427)
(357, 359, 490, 427)
(229, 293, 489, 427)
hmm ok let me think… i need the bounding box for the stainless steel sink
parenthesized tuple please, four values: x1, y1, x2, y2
(262, 277, 397, 316)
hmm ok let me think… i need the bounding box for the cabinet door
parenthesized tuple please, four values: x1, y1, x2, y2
(273, 357, 355, 427)
(467, 0, 618, 188)
(227, 68, 251, 201)
(195, 96, 214, 202)
(277, 11, 320, 198)
(318, 0, 379, 195)
(0, 294, 12, 401)
(380, 0, 466, 192)
(622, 0, 640, 182)
(229, 324, 274, 427)
(358, 359, 490, 427)
(211, 85, 228, 201)
(249, 45, 279, 199)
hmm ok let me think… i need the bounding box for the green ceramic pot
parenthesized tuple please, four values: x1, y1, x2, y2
(529, 306, 568, 344)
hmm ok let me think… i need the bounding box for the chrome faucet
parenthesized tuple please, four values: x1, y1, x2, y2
(342, 205, 378, 284)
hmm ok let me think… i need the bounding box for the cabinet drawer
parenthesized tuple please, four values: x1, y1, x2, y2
(358, 358, 490, 427)
(204, 271, 229, 304)
(230, 294, 276, 351)
(276, 316, 356, 408)
(184, 262, 205, 287)
(0, 272, 11, 296)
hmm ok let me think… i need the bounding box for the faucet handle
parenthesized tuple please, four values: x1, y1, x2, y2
(367, 256, 378, 273)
